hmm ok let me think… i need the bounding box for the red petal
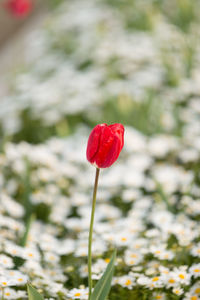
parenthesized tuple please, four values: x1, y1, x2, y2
(86, 123, 124, 168)
(5, 0, 32, 17)
(100, 124, 124, 168)
(86, 124, 107, 164)
(95, 125, 114, 168)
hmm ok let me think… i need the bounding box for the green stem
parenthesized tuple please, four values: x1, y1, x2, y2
(1, 287, 4, 300)
(20, 213, 35, 247)
(88, 168, 100, 300)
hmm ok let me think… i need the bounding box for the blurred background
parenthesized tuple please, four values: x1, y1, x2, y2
(1, 1, 200, 299)
(0, 0, 200, 145)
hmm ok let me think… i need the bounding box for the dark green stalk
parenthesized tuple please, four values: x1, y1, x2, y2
(88, 168, 100, 300)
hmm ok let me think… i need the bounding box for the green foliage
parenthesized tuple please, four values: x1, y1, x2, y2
(161, 0, 199, 32)
(110, 286, 150, 300)
(20, 214, 35, 247)
(104, 0, 155, 31)
(100, 92, 164, 136)
(91, 250, 116, 300)
(9, 109, 91, 144)
(110, 195, 132, 216)
(105, 0, 200, 32)
(27, 283, 44, 300)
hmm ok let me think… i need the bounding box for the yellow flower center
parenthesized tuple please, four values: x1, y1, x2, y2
(125, 279, 132, 286)
(104, 258, 110, 263)
(155, 296, 162, 300)
(2, 282, 7, 286)
(50, 271, 56, 275)
(9, 272, 14, 276)
(75, 293, 81, 296)
(152, 277, 159, 282)
(121, 237, 127, 242)
(191, 296, 197, 300)
(18, 278, 23, 282)
(195, 288, 200, 294)
(5, 293, 11, 296)
(131, 254, 138, 258)
(194, 269, 200, 273)
(179, 274, 185, 279)
(168, 279, 175, 283)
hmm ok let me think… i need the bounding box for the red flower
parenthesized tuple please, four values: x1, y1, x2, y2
(86, 123, 124, 168)
(4, 0, 32, 17)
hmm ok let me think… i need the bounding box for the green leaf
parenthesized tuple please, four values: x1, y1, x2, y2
(20, 214, 35, 247)
(27, 283, 44, 300)
(91, 250, 116, 300)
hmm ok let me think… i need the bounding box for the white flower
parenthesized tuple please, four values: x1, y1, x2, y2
(150, 244, 174, 260)
(13, 273, 28, 286)
(67, 288, 89, 299)
(1, 193, 24, 218)
(148, 135, 178, 158)
(113, 231, 133, 247)
(0, 288, 26, 299)
(0, 255, 14, 269)
(91, 258, 109, 279)
(173, 267, 191, 285)
(183, 292, 200, 300)
(22, 247, 41, 261)
(189, 283, 200, 296)
(161, 271, 179, 288)
(172, 287, 184, 295)
(44, 252, 60, 264)
(0, 276, 14, 288)
(4, 241, 24, 258)
(117, 274, 135, 289)
(149, 276, 163, 289)
(152, 293, 166, 300)
(190, 243, 200, 258)
(124, 250, 143, 266)
(189, 264, 200, 278)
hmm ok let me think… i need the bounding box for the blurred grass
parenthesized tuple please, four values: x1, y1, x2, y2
(1, 93, 184, 145)
(100, 92, 164, 136)
(105, 0, 200, 32)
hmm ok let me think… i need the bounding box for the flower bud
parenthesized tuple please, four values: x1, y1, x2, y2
(86, 123, 124, 168)
(4, 0, 32, 17)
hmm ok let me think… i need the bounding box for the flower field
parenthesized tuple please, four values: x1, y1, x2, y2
(0, 0, 200, 299)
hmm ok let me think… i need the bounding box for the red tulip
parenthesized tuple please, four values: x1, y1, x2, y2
(4, 0, 32, 17)
(86, 123, 124, 168)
